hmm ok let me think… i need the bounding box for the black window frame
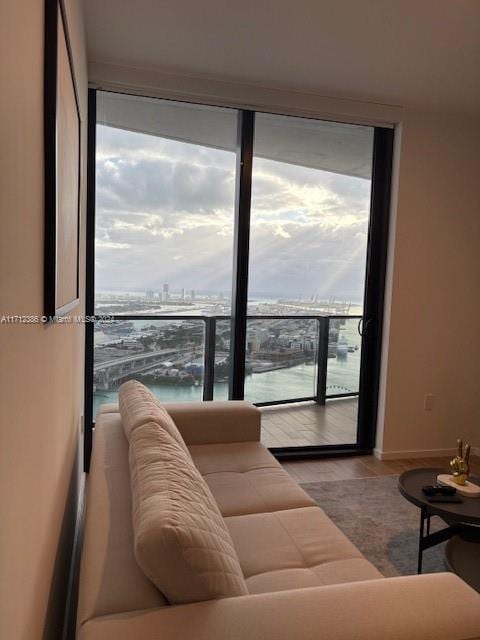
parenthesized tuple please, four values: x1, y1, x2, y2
(84, 88, 394, 471)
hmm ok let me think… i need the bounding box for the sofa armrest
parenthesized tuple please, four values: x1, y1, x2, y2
(164, 401, 261, 445)
(78, 573, 480, 640)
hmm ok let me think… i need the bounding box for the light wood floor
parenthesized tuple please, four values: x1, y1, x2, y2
(282, 454, 480, 484)
(260, 399, 480, 483)
(260, 398, 358, 448)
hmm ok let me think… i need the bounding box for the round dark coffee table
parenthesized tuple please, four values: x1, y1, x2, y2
(398, 468, 480, 579)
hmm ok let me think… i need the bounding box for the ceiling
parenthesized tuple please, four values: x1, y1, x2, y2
(83, 0, 480, 114)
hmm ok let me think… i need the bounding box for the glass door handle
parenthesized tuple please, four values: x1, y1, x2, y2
(358, 318, 376, 337)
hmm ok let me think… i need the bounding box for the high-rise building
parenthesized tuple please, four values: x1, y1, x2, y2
(190, 289, 195, 301)
(162, 283, 169, 301)
(181, 287, 185, 301)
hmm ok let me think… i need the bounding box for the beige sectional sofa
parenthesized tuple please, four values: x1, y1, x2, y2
(77, 381, 480, 640)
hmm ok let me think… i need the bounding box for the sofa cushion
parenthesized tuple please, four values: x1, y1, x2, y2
(118, 380, 190, 456)
(189, 441, 282, 475)
(77, 412, 167, 628)
(189, 442, 316, 516)
(165, 401, 261, 444)
(226, 506, 382, 594)
(129, 421, 249, 604)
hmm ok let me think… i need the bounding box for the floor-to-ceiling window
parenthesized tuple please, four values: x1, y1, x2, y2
(92, 92, 238, 414)
(85, 89, 392, 460)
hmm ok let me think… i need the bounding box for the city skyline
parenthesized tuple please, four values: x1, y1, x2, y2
(96, 286, 361, 305)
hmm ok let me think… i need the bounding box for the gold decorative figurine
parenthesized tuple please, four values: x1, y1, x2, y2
(449, 439, 470, 486)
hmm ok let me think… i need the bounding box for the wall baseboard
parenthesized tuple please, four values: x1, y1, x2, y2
(373, 447, 458, 461)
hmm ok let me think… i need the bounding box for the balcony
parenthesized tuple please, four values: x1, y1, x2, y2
(261, 398, 358, 448)
(92, 314, 362, 449)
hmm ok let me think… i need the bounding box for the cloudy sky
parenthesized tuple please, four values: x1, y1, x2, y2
(95, 124, 372, 303)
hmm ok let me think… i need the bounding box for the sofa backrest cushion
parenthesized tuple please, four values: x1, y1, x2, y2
(129, 421, 249, 604)
(119, 380, 190, 457)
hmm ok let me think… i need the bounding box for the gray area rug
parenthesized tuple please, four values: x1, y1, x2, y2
(301, 475, 446, 577)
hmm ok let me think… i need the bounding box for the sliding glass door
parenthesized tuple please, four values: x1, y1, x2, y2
(246, 113, 373, 413)
(85, 89, 393, 465)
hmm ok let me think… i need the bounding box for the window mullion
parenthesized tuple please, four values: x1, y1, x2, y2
(229, 110, 255, 400)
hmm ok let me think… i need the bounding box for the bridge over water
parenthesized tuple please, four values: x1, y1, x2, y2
(94, 347, 192, 389)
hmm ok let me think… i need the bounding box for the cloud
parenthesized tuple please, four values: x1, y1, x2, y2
(273, 225, 291, 239)
(94, 125, 372, 302)
(95, 240, 131, 249)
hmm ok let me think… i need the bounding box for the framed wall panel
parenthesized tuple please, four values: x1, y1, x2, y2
(44, 0, 81, 317)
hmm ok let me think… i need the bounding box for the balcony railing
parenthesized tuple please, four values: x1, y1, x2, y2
(92, 314, 362, 414)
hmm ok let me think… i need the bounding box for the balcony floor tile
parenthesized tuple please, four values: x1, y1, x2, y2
(260, 398, 357, 448)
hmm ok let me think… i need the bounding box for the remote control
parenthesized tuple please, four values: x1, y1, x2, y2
(427, 495, 462, 503)
(422, 485, 457, 497)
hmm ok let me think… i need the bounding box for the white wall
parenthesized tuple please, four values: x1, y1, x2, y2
(0, 1, 87, 638)
(377, 110, 480, 458)
(89, 63, 480, 459)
